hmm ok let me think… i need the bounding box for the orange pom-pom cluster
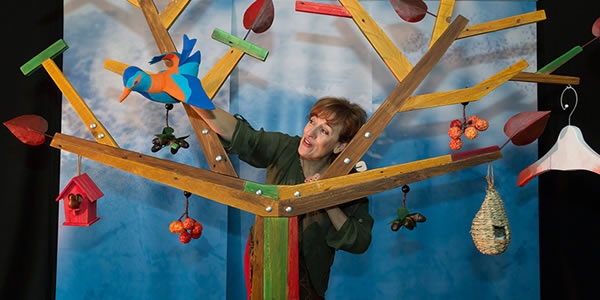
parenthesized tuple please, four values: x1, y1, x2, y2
(447, 115, 489, 151)
(170, 217, 203, 244)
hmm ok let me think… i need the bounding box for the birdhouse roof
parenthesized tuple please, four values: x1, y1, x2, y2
(56, 173, 104, 203)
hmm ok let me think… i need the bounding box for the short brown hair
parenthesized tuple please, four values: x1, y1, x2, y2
(309, 97, 367, 143)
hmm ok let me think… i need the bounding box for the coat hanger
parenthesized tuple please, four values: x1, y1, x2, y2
(517, 85, 600, 187)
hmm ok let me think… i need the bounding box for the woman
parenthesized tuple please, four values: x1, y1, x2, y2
(194, 97, 374, 299)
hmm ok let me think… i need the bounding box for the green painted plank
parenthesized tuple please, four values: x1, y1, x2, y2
(21, 39, 69, 76)
(211, 28, 269, 61)
(537, 46, 583, 74)
(244, 181, 279, 200)
(263, 217, 288, 299)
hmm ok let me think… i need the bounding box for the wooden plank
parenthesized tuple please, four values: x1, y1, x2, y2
(287, 216, 299, 300)
(20, 39, 68, 75)
(138, 0, 176, 54)
(127, 0, 190, 30)
(161, 0, 190, 29)
(263, 217, 288, 299)
(338, 0, 413, 82)
(510, 72, 580, 85)
(211, 28, 269, 61)
(458, 10, 546, 39)
(48, 133, 277, 216)
(429, 0, 455, 48)
(278, 146, 502, 216)
(398, 59, 528, 112)
(134, 0, 240, 177)
(42, 60, 119, 147)
(250, 216, 265, 299)
(320, 15, 469, 180)
(295, 1, 351, 18)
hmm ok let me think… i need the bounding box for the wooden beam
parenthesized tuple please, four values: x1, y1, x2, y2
(295, 1, 351, 18)
(49, 133, 275, 216)
(211, 28, 269, 61)
(278, 146, 502, 216)
(399, 59, 528, 112)
(127, 0, 190, 30)
(320, 15, 469, 180)
(511, 72, 580, 85)
(338, 0, 413, 82)
(430, 0, 455, 48)
(458, 10, 547, 39)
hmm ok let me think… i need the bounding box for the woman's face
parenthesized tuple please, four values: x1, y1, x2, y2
(298, 115, 346, 160)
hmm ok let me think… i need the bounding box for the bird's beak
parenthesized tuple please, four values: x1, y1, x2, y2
(119, 88, 132, 103)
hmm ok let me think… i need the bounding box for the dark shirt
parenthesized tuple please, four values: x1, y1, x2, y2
(221, 114, 374, 297)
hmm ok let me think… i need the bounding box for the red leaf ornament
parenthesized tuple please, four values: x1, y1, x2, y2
(389, 0, 428, 23)
(503, 111, 551, 146)
(3, 114, 48, 146)
(243, 0, 275, 34)
(592, 17, 600, 37)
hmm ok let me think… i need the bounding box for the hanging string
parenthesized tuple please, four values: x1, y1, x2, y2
(486, 162, 494, 190)
(560, 84, 578, 125)
(77, 155, 82, 175)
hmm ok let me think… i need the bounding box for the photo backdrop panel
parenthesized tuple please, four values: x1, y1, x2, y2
(59, 1, 539, 299)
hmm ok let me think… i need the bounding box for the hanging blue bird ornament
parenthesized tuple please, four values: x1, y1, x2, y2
(119, 34, 215, 110)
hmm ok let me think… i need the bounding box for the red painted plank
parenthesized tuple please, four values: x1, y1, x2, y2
(287, 216, 299, 299)
(295, 1, 352, 18)
(450, 145, 501, 161)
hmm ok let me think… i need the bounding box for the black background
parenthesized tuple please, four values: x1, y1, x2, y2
(2, 1, 598, 299)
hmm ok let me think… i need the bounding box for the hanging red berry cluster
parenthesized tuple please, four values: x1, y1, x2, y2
(169, 191, 204, 244)
(447, 103, 489, 151)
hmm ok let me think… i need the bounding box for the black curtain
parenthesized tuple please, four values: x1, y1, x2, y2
(537, 1, 600, 299)
(1, 1, 62, 299)
(2, 1, 599, 299)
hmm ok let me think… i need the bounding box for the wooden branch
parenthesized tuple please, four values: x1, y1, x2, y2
(458, 10, 546, 39)
(295, 1, 351, 18)
(320, 15, 469, 180)
(133, 0, 240, 176)
(138, 0, 176, 54)
(42, 59, 119, 147)
(338, 0, 413, 82)
(278, 146, 502, 216)
(510, 72, 580, 85)
(127, 0, 190, 30)
(399, 59, 528, 112)
(430, 0, 455, 48)
(49, 133, 275, 216)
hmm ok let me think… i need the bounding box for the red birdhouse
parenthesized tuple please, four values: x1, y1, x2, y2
(56, 173, 103, 226)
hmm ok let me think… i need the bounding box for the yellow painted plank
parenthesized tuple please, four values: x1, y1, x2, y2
(399, 59, 528, 112)
(279, 146, 502, 216)
(127, 0, 190, 30)
(430, 0, 455, 48)
(458, 10, 546, 39)
(42, 59, 118, 147)
(338, 0, 413, 82)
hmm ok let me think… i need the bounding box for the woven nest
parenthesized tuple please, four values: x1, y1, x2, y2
(470, 187, 511, 255)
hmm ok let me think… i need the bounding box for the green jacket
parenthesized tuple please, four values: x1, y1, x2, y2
(221, 114, 374, 297)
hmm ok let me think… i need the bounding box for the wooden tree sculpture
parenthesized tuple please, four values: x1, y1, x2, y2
(18, 0, 581, 299)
